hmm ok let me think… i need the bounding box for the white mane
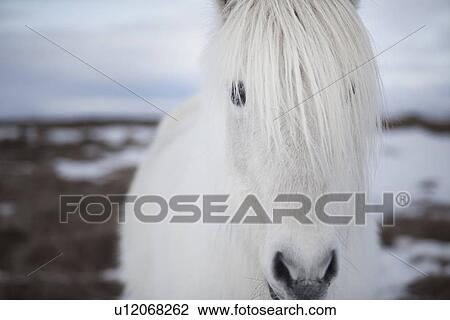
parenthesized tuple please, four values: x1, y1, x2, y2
(207, 0, 381, 193)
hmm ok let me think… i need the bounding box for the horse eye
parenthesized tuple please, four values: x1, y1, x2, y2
(231, 81, 246, 107)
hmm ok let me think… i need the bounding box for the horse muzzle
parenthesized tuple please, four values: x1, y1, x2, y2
(268, 280, 330, 300)
(267, 250, 338, 300)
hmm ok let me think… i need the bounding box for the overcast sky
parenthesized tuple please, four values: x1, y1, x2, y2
(0, 0, 448, 120)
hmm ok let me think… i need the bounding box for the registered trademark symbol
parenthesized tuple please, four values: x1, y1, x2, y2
(395, 192, 411, 207)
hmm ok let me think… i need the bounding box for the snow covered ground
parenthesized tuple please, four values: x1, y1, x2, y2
(379, 237, 450, 299)
(54, 147, 145, 181)
(373, 128, 450, 205)
(374, 128, 450, 297)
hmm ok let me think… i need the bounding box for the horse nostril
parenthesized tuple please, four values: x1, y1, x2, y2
(322, 250, 338, 283)
(273, 252, 293, 287)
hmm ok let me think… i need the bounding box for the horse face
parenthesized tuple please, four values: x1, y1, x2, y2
(211, 0, 377, 299)
(213, 0, 368, 196)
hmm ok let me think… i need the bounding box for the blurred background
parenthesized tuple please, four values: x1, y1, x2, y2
(0, 0, 449, 299)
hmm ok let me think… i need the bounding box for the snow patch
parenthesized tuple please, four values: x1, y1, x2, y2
(379, 237, 450, 299)
(54, 147, 144, 181)
(46, 128, 84, 145)
(0, 126, 20, 141)
(373, 128, 450, 205)
(0, 203, 15, 217)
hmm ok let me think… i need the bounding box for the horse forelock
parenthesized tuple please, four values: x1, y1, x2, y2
(207, 0, 382, 190)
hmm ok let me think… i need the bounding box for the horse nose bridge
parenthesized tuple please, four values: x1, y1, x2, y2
(266, 226, 337, 264)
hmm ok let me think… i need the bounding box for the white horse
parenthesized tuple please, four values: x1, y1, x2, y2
(120, 0, 382, 299)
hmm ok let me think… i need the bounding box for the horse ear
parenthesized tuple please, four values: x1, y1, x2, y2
(350, 0, 360, 8)
(216, 0, 228, 10)
(216, 0, 231, 21)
